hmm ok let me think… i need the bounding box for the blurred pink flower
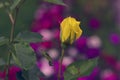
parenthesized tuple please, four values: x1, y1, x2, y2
(39, 58, 54, 77)
(31, 3, 65, 32)
(87, 35, 102, 48)
(100, 69, 118, 80)
(68, 47, 78, 58)
(114, 61, 120, 71)
(39, 29, 54, 41)
(48, 48, 59, 59)
(75, 36, 101, 58)
(62, 57, 74, 66)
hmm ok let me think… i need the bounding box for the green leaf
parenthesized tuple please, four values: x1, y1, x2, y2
(10, 0, 21, 10)
(15, 31, 42, 43)
(0, 1, 10, 9)
(0, 58, 6, 66)
(0, 0, 38, 37)
(28, 65, 44, 80)
(16, 65, 44, 80)
(14, 43, 36, 70)
(12, 52, 22, 67)
(0, 36, 9, 46)
(0, 58, 8, 71)
(64, 58, 98, 80)
(0, 45, 9, 64)
(44, 0, 67, 6)
(0, 2, 4, 8)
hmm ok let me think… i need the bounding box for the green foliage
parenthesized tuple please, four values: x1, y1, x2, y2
(0, 0, 39, 37)
(0, 58, 6, 66)
(0, 45, 9, 63)
(15, 31, 42, 43)
(64, 58, 98, 80)
(0, 36, 9, 46)
(44, 0, 66, 6)
(10, 0, 22, 10)
(0, 0, 44, 79)
(0, 2, 4, 8)
(0, 1, 10, 9)
(16, 65, 44, 80)
(13, 43, 36, 70)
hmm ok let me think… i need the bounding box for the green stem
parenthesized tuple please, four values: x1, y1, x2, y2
(5, 52, 12, 80)
(5, 9, 18, 80)
(9, 13, 15, 42)
(58, 48, 64, 80)
(5, 13, 14, 80)
(3, 0, 24, 79)
(9, 8, 19, 42)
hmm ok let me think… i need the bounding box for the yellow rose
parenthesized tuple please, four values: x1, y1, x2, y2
(60, 16, 82, 44)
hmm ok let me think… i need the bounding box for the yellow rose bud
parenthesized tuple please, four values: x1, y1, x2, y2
(60, 16, 82, 44)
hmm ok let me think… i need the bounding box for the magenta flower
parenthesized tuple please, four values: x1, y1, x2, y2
(100, 53, 116, 67)
(75, 36, 101, 58)
(88, 18, 100, 30)
(31, 3, 65, 32)
(109, 33, 120, 45)
(0, 71, 6, 79)
(77, 67, 99, 80)
(8, 66, 21, 80)
(100, 69, 118, 80)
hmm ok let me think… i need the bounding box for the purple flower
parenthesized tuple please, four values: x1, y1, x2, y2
(0, 66, 21, 80)
(0, 71, 6, 79)
(75, 36, 88, 53)
(109, 33, 120, 45)
(31, 4, 65, 32)
(100, 53, 116, 68)
(88, 18, 100, 30)
(30, 41, 53, 51)
(8, 66, 21, 80)
(100, 69, 118, 80)
(86, 48, 100, 59)
(75, 36, 100, 58)
(77, 67, 99, 80)
(45, 61, 66, 80)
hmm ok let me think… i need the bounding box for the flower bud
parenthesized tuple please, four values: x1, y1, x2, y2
(60, 16, 82, 44)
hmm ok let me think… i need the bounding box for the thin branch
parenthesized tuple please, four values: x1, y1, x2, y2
(9, 8, 19, 42)
(3, 0, 25, 80)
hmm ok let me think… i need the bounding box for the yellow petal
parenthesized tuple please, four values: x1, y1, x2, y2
(76, 28, 82, 39)
(70, 30, 76, 44)
(61, 25, 70, 43)
(71, 21, 82, 39)
(60, 17, 70, 31)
